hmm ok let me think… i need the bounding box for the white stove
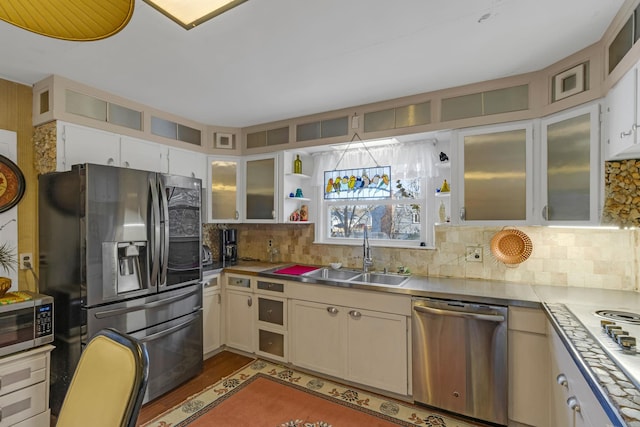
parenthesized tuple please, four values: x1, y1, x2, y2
(566, 304, 640, 387)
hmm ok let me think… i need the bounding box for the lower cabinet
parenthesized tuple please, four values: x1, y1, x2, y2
(290, 299, 408, 395)
(508, 306, 550, 427)
(548, 323, 611, 427)
(202, 273, 221, 358)
(225, 288, 255, 354)
(0, 345, 54, 427)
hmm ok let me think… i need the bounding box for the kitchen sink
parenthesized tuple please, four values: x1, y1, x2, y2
(303, 267, 361, 281)
(351, 272, 410, 286)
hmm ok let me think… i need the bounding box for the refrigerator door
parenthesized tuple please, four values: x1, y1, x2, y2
(158, 173, 202, 291)
(84, 164, 156, 307)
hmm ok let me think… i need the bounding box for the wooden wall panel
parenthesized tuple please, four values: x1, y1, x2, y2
(0, 78, 36, 291)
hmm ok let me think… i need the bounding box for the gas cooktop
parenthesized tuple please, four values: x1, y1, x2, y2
(566, 304, 640, 387)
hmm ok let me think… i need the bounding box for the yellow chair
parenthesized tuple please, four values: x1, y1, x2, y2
(56, 328, 149, 427)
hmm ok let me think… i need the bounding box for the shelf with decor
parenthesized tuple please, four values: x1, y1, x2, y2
(280, 151, 314, 224)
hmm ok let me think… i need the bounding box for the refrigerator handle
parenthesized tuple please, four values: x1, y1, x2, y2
(159, 179, 170, 287)
(149, 177, 161, 287)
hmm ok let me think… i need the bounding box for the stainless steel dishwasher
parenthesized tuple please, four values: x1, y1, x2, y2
(412, 297, 508, 425)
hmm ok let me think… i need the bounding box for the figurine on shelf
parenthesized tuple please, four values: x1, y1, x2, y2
(289, 209, 300, 222)
(439, 152, 449, 162)
(440, 179, 450, 193)
(300, 204, 308, 221)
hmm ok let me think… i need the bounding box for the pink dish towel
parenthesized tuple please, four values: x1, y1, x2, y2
(272, 265, 319, 276)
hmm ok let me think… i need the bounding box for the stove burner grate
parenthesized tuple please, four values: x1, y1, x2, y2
(595, 310, 640, 325)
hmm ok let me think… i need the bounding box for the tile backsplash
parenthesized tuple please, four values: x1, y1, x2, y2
(203, 223, 639, 291)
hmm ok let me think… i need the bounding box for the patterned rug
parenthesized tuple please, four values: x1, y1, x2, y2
(142, 360, 483, 427)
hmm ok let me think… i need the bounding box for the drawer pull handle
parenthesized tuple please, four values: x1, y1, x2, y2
(247, 296, 253, 307)
(0, 367, 32, 390)
(349, 310, 362, 319)
(326, 306, 338, 315)
(567, 396, 581, 413)
(556, 373, 568, 388)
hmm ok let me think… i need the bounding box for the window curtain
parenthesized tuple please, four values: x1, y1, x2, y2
(311, 140, 438, 184)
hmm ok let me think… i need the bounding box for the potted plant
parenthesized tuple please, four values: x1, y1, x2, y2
(0, 242, 16, 296)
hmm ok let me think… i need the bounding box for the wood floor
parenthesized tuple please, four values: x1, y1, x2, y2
(136, 350, 254, 426)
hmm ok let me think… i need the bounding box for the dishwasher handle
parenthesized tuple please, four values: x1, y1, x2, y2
(413, 304, 505, 323)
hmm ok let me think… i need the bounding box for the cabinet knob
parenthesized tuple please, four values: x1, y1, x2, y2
(349, 310, 362, 319)
(107, 158, 115, 165)
(247, 296, 253, 307)
(326, 306, 338, 315)
(235, 211, 239, 220)
(567, 396, 581, 413)
(459, 207, 466, 221)
(124, 161, 130, 168)
(556, 373, 568, 388)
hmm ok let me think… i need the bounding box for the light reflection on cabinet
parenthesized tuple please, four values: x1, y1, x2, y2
(208, 156, 241, 223)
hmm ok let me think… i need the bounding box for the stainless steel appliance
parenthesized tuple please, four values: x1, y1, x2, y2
(38, 163, 203, 414)
(202, 244, 213, 266)
(412, 297, 508, 425)
(0, 292, 53, 357)
(220, 228, 237, 265)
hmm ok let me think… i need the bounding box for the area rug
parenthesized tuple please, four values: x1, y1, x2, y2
(142, 359, 482, 427)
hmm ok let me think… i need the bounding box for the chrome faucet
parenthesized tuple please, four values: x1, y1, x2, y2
(363, 227, 373, 273)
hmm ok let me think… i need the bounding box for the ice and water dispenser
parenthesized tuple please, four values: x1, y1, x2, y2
(102, 241, 150, 299)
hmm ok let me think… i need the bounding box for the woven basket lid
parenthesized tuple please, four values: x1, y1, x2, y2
(490, 229, 533, 265)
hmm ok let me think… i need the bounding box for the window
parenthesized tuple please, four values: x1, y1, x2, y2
(313, 139, 439, 248)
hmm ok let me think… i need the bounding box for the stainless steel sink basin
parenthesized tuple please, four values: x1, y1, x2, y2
(303, 268, 361, 281)
(350, 272, 410, 286)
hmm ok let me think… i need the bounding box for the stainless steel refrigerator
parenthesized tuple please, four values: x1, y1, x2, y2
(39, 163, 204, 414)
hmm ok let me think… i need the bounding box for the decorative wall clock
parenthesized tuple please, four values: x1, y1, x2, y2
(0, 156, 25, 213)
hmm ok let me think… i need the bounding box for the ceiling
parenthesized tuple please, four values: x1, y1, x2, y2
(0, 0, 627, 128)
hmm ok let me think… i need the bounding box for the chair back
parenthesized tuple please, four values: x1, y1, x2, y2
(56, 328, 149, 427)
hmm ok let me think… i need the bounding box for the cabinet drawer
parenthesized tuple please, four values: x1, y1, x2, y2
(0, 381, 46, 427)
(13, 409, 49, 427)
(0, 356, 47, 397)
(258, 329, 285, 358)
(258, 297, 284, 326)
(257, 280, 284, 293)
(227, 276, 251, 288)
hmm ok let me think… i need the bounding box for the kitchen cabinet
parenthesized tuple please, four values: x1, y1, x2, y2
(453, 122, 534, 225)
(508, 307, 550, 427)
(244, 154, 277, 222)
(202, 272, 221, 358)
(224, 275, 255, 353)
(540, 103, 601, 225)
(279, 151, 314, 223)
(120, 136, 164, 172)
(289, 285, 410, 396)
(255, 279, 288, 362)
(0, 345, 54, 427)
(548, 323, 611, 427)
(57, 122, 120, 170)
(606, 61, 640, 160)
(166, 146, 207, 181)
(207, 156, 241, 223)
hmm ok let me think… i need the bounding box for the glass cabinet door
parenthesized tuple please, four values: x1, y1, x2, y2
(245, 155, 276, 221)
(209, 157, 240, 222)
(541, 103, 599, 224)
(458, 123, 533, 223)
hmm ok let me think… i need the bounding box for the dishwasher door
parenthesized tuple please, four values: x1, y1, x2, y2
(412, 298, 508, 425)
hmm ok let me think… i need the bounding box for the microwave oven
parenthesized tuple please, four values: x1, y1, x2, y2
(0, 292, 53, 357)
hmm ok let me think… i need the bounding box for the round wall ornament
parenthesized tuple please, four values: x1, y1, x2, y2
(0, 155, 25, 213)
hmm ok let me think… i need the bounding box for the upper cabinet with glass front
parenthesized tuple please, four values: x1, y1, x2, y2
(453, 123, 534, 225)
(207, 156, 241, 223)
(244, 154, 278, 222)
(540, 103, 600, 225)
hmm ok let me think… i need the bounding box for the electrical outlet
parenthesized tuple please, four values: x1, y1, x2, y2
(268, 239, 273, 248)
(465, 246, 483, 262)
(19, 253, 32, 270)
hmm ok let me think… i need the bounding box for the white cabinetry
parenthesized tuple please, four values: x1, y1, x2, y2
(202, 272, 221, 358)
(244, 154, 278, 222)
(224, 275, 254, 353)
(0, 345, 54, 427)
(508, 307, 550, 427)
(166, 147, 206, 181)
(289, 285, 410, 396)
(606, 62, 640, 160)
(548, 324, 612, 427)
(120, 136, 164, 172)
(255, 279, 288, 362)
(58, 122, 120, 170)
(207, 156, 241, 223)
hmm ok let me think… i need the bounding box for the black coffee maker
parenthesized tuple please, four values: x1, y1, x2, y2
(220, 228, 238, 265)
